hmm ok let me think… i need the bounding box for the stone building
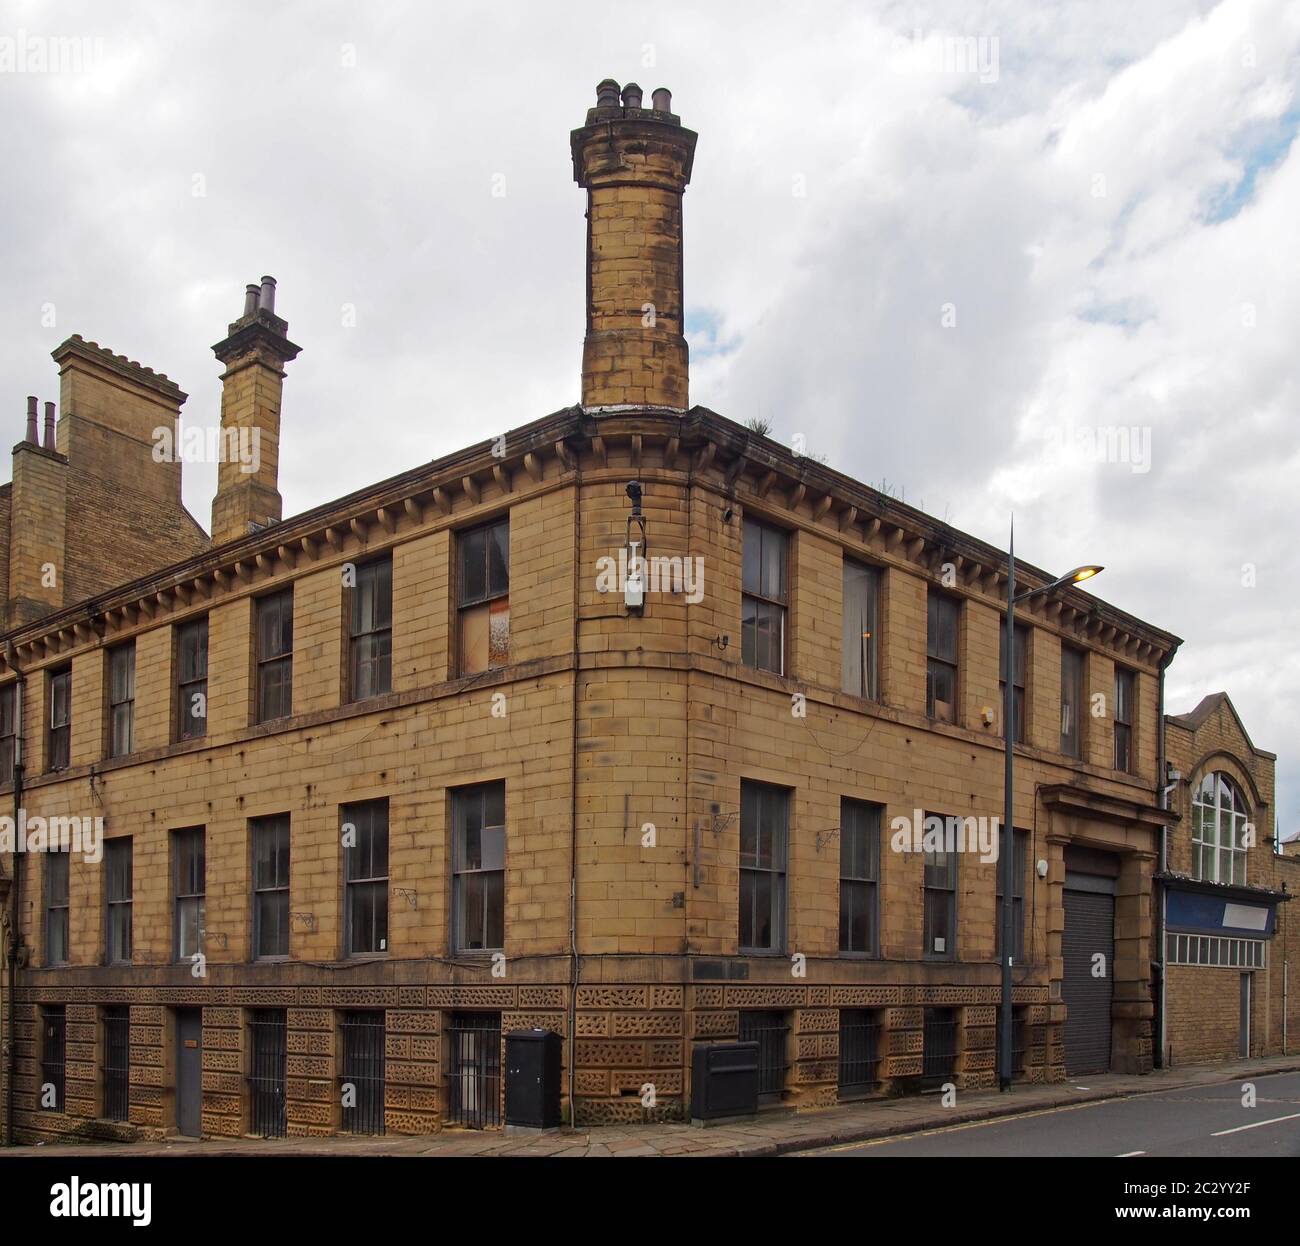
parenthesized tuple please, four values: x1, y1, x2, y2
(0, 80, 1292, 1144)
(1159, 693, 1297, 1066)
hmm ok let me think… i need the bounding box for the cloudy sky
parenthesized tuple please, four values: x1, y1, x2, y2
(1, 0, 1296, 828)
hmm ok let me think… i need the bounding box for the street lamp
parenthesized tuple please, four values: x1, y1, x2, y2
(998, 525, 1102, 1091)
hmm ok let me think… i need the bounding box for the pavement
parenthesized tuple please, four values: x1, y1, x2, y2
(5, 1054, 1299, 1158)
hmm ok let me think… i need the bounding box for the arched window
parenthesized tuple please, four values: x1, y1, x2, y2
(1191, 772, 1250, 885)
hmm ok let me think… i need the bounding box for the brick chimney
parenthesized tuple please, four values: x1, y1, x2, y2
(8, 395, 68, 626)
(210, 276, 301, 544)
(572, 80, 697, 413)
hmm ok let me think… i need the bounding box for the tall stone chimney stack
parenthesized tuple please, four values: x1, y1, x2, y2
(210, 276, 301, 543)
(571, 80, 697, 412)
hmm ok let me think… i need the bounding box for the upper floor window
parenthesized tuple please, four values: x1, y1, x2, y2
(452, 782, 506, 952)
(256, 588, 294, 723)
(742, 519, 787, 675)
(1113, 667, 1135, 772)
(458, 519, 510, 674)
(104, 838, 133, 963)
(999, 621, 1028, 744)
(107, 642, 135, 758)
(47, 665, 71, 771)
(0, 683, 17, 783)
(1192, 772, 1249, 886)
(343, 800, 389, 956)
(349, 556, 392, 700)
(173, 827, 205, 961)
(252, 814, 291, 960)
(995, 828, 1028, 962)
(839, 798, 881, 955)
(926, 593, 959, 723)
(45, 850, 69, 965)
(1060, 645, 1086, 758)
(739, 781, 788, 952)
(176, 617, 208, 740)
(842, 560, 879, 699)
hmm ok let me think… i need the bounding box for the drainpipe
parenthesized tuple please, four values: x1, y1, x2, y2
(3, 649, 26, 1147)
(566, 446, 583, 1126)
(1154, 642, 1180, 1071)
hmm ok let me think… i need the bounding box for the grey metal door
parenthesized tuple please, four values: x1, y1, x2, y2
(1063, 887, 1114, 1075)
(176, 1008, 202, 1137)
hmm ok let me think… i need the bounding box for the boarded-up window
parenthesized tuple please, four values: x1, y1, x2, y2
(458, 520, 509, 674)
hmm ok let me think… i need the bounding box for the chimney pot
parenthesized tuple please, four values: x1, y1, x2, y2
(621, 82, 643, 109)
(43, 401, 56, 450)
(596, 78, 621, 108)
(25, 396, 38, 444)
(651, 87, 672, 113)
(244, 283, 260, 317)
(258, 275, 277, 314)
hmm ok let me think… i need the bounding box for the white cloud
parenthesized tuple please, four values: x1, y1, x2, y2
(0, 0, 1295, 820)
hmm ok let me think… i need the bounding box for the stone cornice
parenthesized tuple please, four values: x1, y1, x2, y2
(0, 403, 1182, 677)
(51, 335, 188, 404)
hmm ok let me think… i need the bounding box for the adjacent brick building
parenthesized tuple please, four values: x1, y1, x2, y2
(0, 80, 1293, 1145)
(1159, 692, 1297, 1066)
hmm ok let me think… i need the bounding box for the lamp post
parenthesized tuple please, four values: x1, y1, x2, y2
(999, 523, 1101, 1092)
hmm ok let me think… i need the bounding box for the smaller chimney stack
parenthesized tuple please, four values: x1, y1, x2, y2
(211, 277, 301, 544)
(651, 87, 672, 113)
(621, 82, 643, 108)
(42, 401, 56, 450)
(24, 396, 38, 443)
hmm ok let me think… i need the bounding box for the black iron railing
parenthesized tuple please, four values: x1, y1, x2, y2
(447, 1013, 502, 1129)
(838, 1009, 881, 1097)
(103, 1007, 130, 1122)
(921, 1007, 957, 1089)
(739, 1011, 790, 1101)
(41, 1007, 66, 1112)
(341, 1011, 386, 1135)
(248, 1010, 287, 1138)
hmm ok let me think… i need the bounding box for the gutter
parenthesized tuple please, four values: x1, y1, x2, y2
(566, 448, 582, 1124)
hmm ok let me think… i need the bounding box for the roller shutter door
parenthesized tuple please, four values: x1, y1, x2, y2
(1063, 886, 1114, 1076)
